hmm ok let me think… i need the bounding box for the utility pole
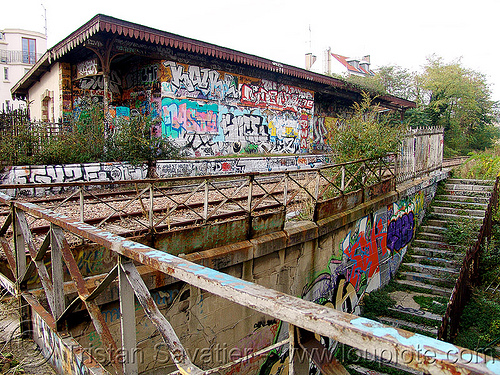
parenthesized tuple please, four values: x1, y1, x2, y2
(41, 4, 47, 38)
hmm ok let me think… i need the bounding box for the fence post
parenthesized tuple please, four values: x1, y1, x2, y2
(119, 256, 139, 375)
(79, 186, 85, 223)
(394, 153, 399, 188)
(284, 172, 289, 209)
(341, 166, 345, 192)
(288, 324, 308, 375)
(50, 224, 65, 321)
(149, 183, 154, 230)
(247, 174, 254, 214)
(203, 179, 209, 222)
(13, 208, 26, 282)
(314, 170, 320, 201)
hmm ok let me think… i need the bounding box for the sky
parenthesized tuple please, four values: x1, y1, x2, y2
(2, 0, 500, 101)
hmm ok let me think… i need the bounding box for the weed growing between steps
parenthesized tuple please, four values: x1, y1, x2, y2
(412, 295, 448, 315)
(359, 282, 397, 320)
(444, 216, 478, 249)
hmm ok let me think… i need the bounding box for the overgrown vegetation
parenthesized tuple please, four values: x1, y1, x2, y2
(345, 56, 500, 157)
(0, 100, 180, 167)
(453, 145, 500, 180)
(448, 147, 500, 355)
(454, 204, 500, 355)
(325, 92, 405, 163)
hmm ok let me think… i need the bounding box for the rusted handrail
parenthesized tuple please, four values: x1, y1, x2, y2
(438, 176, 499, 342)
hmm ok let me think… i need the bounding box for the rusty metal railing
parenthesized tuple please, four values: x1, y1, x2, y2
(0, 155, 397, 235)
(1, 180, 500, 374)
(438, 176, 499, 342)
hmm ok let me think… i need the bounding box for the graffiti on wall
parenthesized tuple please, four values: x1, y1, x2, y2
(159, 60, 315, 156)
(161, 61, 239, 103)
(0, 156, 329, 196)
(161, 98, 219, 138)
(68, 57, 323, 156)
(33, 312, 93, 375)
(258, 193, 424, 375)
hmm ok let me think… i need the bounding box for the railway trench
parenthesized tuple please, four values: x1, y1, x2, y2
(0, 158, 497, 375)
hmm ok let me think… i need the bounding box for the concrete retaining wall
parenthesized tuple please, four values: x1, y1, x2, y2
(0, 155, 328, 196)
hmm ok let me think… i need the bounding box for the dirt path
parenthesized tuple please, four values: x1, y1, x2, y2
(0, 294, 56, 375)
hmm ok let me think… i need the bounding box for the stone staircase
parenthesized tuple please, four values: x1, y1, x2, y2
(348, 178, 494, 375)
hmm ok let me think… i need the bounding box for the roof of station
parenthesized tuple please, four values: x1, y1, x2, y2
(12, 14, 415, 111)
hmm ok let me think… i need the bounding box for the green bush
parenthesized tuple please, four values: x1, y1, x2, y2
(0, 103, 180, 167)
(325, 92, 405, 163)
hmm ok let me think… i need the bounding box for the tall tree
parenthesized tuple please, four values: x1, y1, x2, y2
(418, 56, 499, 154)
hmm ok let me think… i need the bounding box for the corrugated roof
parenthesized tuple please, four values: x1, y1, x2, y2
(12, 14, 415, 110)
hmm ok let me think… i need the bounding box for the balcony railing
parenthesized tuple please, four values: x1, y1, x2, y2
(0, 50, 44, 65)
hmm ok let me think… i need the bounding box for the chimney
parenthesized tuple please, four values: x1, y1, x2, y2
(323, 47, 331, 75)
(362, 55, 371, 63)
(305, 53, 317, 70)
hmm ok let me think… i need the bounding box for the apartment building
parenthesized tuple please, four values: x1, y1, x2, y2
(0, 28, 47, 111)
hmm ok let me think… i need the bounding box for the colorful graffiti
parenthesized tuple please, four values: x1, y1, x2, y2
(158, 60, 315, 156)
(161, 61, 239, 103)
(68, 56, 321, 156)
(258, 193, 424, 375)
(161, 98, 218, 138)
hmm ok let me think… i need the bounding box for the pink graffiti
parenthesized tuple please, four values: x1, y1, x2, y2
(299, 113, 309, 150)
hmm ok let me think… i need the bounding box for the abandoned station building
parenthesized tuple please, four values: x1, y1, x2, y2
(11, 14, 414, 158)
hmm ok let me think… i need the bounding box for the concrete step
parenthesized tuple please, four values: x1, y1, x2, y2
(431, 212, 485, 222)
(444, 182, 493, 192)
(394, 279, 453, 297)
(403, 262, 459, 278)
(442, 188, 492, 198)
(447, 178, 495, 186)
(349, 363, 423, 375)
(389, 305, 443, 322)
(417, 231, 444, 242)
(378, 316, 438, 337)
(435, 194, 490, 204)
(409, 255, 460, 269)
(426, 219, 448, 228)
(419, 225, 446, 235)
(348, 365, 391, 375)
(399, 271, 455, 287)
(433, 200, 488, 210)
(410, 246, 456, 258)
(432, 206, 486, 218)
(412, 238, 451, 250)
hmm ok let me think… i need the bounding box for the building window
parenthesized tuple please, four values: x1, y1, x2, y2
(3, 67, 8, 81)
(22, 37, 37, 64)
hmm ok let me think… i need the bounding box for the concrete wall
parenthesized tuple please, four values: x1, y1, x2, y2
(0, 155, 329, 196)
(59, 171, 446, 374)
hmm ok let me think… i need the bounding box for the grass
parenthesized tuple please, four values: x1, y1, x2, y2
(413, 295, 448, 315)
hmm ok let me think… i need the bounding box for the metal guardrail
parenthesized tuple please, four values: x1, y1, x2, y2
(1, 155, 398, 231)
(1, 154, 499, 374)
(438, 176, 499, 342)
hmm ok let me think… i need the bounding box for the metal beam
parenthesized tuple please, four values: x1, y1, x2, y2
(120, 261, 203, 375)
